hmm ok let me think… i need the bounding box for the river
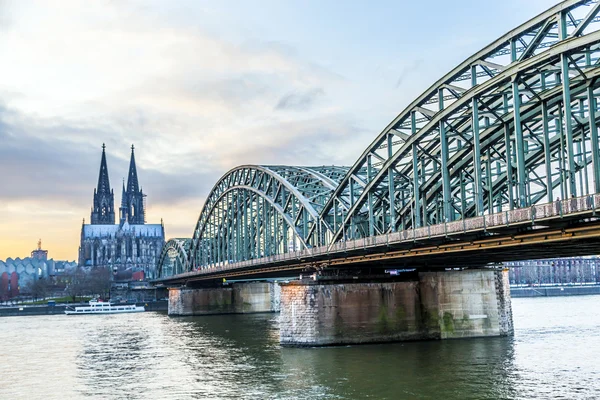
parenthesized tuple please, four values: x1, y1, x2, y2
(1, 295, 598, 399)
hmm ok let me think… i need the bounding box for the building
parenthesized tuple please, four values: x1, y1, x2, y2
(0, 241, 77, 300)
(78, 144, 165, 280)
(506, 256, 600, 285)
(31, 239, 48, 261)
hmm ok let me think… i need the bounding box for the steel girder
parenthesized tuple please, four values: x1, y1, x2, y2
(159, 0, 600, 277)
(320, 0, 600, 247)
(156, 238, 191, 279)
(187, 165, 348, 270)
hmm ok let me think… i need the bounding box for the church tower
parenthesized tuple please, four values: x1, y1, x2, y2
(124, 145, 146, 224)
(80, 143, 164, 278)
(90, 143, 115, 224)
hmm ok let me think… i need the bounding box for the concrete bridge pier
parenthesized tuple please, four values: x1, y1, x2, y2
(279, 269, 513, 346)
(168, 281, 281, 315)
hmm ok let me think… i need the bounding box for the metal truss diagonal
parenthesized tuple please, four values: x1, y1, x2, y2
(158, 0, 600, 279)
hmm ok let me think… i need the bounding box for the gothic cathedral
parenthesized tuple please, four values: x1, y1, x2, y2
(79, 144, 165, 280)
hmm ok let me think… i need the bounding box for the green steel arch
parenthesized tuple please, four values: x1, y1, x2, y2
(187, 165, 349, 270)
(158, 0, 600, 277)
(320, 0, 600, 247)
(157, 238, 191, 278)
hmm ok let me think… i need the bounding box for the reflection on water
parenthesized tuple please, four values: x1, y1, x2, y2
(1, 296, 599, 399)
(278, 335, 519, 399)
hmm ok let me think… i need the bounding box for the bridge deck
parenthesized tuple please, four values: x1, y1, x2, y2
(157, 194, 600, 284)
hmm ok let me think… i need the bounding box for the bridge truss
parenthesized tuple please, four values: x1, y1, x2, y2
(322, 0, 600, 246)
(158, 0, 600, 279)
(186, 165, 349, 271)
(157, 238, 191, 278)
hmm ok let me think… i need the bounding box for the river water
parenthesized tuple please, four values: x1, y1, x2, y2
(1, 296, 599, 400)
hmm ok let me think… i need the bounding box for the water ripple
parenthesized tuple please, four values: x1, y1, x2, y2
(1, 296, 599, 399)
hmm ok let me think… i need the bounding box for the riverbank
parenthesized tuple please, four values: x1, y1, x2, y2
(510, 285, 600, 297)
(0, 300, 168, 317)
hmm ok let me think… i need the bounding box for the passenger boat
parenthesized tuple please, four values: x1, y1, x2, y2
(64, 300, 145, 315)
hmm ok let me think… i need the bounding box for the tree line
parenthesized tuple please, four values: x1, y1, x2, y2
(25, 267, 112, 302)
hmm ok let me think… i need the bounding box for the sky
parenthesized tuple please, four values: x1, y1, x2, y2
(0, 0, 559, 261)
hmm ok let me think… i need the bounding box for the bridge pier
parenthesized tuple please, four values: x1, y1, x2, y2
(279, 269, 513, 346)
(168, 281, 281, 316)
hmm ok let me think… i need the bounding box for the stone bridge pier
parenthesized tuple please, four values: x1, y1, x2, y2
(167, 269, 513, 347)
(168, 281, 281, 315)
(279, 269, 513, 346)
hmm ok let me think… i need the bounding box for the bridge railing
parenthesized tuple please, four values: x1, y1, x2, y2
(163, 194, 600, 280)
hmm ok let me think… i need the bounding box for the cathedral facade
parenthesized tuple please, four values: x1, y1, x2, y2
(78, 144, 165, 280)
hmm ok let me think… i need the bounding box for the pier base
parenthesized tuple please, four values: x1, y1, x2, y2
(168, 281, 281, 316)
(279, 269, 513, 346)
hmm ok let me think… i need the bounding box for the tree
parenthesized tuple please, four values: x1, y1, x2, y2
(88, 267, 111, 299)
(26, 278, 51, 301)
(0, 282, 7, 303)
(65, 268, 87, 302)
(64, 267, 112, 302)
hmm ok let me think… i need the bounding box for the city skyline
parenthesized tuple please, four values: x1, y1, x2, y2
(0, 0, 558, 260)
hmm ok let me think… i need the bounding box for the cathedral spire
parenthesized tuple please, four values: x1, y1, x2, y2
(127, 144, 140, 194)
(121, 178, 127, 208)
(91, 143, 115, 224)
(97, 143, 111, 195)
(119, 178, 127, 225)
(125, 144, 146, 224)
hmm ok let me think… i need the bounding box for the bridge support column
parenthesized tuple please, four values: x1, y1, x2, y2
(279, 269, 513, 346)
(168, 281, 281, 316)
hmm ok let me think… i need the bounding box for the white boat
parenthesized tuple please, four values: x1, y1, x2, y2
(64, 300, 145, 315)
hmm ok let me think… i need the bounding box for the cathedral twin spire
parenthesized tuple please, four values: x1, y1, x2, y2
(91, 144, 115, 224)
(91, 144, 146, 225)
(123, 145, 146, 225)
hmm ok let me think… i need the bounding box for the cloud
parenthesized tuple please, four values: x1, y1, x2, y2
(0, 0, 377, 259)
(215, 112, 371, 168)
(0, 103, 212, 207)
(275, 88, 325, 111)
(395, 59, 424, 89)
(0, 0, 12, 31)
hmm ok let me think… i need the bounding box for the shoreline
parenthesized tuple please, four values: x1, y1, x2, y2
(0, 300, 168, 317)
(510, 285, 600, 297)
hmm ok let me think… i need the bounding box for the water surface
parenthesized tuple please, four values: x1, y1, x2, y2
(1, 296, 598, 399)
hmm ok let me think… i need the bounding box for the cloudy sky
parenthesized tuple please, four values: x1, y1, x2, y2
(0, 0, 557, 261)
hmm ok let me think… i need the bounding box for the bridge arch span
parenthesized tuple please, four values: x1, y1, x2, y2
(188, 165, 348, 270)
(320, 0, 600, 246)
(157, 0, 600, 279)
(157, 238, 191, 279)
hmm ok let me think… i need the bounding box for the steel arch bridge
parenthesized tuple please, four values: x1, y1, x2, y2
(157, 238, 191, 279)
(186, 165, 350, 271)
(158, 0, 600, 279)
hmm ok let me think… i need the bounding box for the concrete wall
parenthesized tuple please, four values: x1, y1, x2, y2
(496, 269, 514, 335)
(168, 282, 278, 316)
(279, 281, 425, 346)
(279, 269, 513, 346)
(0, 305, 67, 317)
(419, 269, 513, 339)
